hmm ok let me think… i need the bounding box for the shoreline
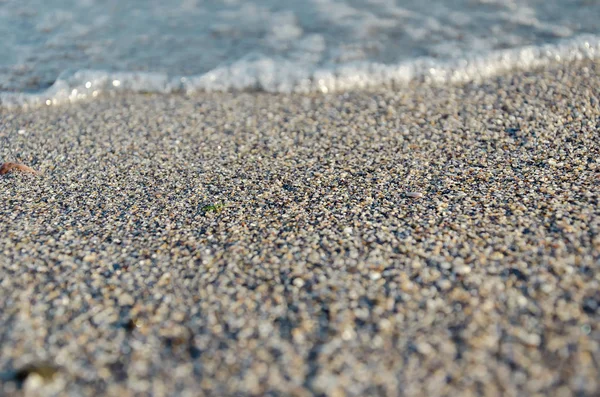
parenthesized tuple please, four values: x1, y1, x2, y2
(2, 32, 600, 110)
(0, 60, 599, 396)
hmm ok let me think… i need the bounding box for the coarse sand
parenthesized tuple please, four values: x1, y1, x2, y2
(0, 60, 599, 396)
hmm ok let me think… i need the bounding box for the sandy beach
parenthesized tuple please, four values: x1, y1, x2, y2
(0, 60, 599, 396)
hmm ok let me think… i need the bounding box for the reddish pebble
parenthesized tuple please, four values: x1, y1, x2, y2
(0, 162, 38, 175)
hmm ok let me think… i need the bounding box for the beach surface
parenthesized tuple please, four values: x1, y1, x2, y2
(0, 61, 599, 396)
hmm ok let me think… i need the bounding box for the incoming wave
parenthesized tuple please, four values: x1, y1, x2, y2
(1, 34, 599, 109)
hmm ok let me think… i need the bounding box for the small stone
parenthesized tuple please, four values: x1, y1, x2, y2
(517, 295, 528, 307)
(378, 319, 392, 332)
(341, 327, 356, 341)
(158, 273, 171, 286)
(437, 279, 452, 290)
(118, 293, 135, 306)
(415, 342, 434, 355)
(517, 331, 541, 347)
(454, 265, 471, 275)
(406, 192, 424, 198)
(308, 251, 320, 263)
(23, 374, 45, 393)
(489, 252, 504, 260)
(369, 272, 382, 281)
(411, 259, 423, 269)
(293, 278, 305, 288)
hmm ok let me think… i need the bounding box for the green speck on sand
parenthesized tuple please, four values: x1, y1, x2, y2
(200, 203, 225, 214)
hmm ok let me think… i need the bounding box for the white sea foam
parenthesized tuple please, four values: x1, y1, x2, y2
(2, 34, 598, 109)
(1, 0, 600, 107)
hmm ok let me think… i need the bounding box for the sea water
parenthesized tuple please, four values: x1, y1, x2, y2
(1, 0, 599, 107)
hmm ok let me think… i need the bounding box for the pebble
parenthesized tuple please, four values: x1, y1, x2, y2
(405, 191, 424, 198)
(118, 293, 135, 306)
(369, 272, 382, 281)
(292, 278, 305, 288)
(454, 265, 471, 275)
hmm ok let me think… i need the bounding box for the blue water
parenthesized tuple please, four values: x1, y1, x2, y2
(1, 0, 599, 107)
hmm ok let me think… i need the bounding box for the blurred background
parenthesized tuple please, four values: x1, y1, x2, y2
(1, 0, 599, 95)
